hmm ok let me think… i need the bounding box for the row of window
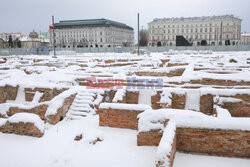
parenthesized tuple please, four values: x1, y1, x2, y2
(55, 37, 120, 43)
(151, 34, 239, 40)
(150, 22, 239, 29)
(151, 27, 239, 34)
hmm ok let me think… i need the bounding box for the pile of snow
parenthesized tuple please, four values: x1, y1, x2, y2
(99, 103, 152, 111)
(139, 89, 156, 106)
(32, 91, 44, 103)
(217, 97, 242, 105)
(112, 89, 126, 102)
(0, 118, 7, 127)
(93, 93, 104, 105)
(21, 66, 56, 74)
(7, 113, 45, 131)
(185, 90, 200, 111)
(138, 109, 250, 132)
(156, 120, 176, 167)
(45, 87, 78, 117)
(160, 90, 172, 107)
(216, 106, 231, 118)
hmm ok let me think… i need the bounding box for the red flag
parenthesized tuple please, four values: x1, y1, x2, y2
(49, 26, 54, 29)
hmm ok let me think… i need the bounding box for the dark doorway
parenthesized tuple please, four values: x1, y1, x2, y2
(201, 40, 207, 46)
(225, 40, 231, 45)
(157, 41, 162, 47)
(176, 35, 191, 46)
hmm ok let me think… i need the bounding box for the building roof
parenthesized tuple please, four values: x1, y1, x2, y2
(150, 15, 241, 24)
(241, 33, 250, 37)
(54, 18, 133, 31)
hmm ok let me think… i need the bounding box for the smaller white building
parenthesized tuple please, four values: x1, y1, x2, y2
(241, 33, 250, 45)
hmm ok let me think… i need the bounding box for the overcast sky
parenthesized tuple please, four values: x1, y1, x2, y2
(0, 0, 249, 35)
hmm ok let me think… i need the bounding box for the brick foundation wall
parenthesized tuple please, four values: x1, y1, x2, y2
(176, 128, 250, 158)
(137, 127, 250, 158)
(125, 91, 139, 104)
(160, 59, 170, 67)
(99, 108, 144, 130)
(8, 104, 48, 121)
(47, 94, 76, 125)
(102, 90, 117, 103)
(190, 78, 250, 86)
(151, 91, 162, 109)
(156, 134, 177, 167)
(137, 129, 163, 146)
(200, 94, 214, 115)
(0, 85, 18, 104)
(25, 87, 68, 102)
(220, 101, 250, 117)
(232, 94, 250, 102)
(171, 93, 186, 109)
(0, 121, 44, 137)
(7, 94, 75, 125)
(135, 68, 185, 77)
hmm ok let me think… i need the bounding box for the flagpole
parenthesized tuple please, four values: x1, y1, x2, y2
(52, 15, 57, 58)
(137, 13, 140, 56)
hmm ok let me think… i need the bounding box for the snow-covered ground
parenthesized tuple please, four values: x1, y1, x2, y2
(174, 152, 250, 167)
(0, 114, 249, 167)
(0, 115, 157, 167)
(0, 51, 249, 166)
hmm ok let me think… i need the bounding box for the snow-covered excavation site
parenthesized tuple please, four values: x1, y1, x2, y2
(0, 51, 249, 167)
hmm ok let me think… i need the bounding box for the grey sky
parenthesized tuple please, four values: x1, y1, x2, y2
(0, 0, 249, 35)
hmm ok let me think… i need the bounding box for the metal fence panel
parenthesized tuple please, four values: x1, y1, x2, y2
(1, 45, 250, 55)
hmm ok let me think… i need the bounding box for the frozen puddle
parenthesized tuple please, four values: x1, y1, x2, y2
(174, 152, 250, 167)
(0, 115, 156, 167)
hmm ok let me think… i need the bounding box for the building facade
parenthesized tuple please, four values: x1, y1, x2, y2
(50, 18, 134, 48)
(0, 38, 7, 48)
(148, 15, 241, 46)
(241, 33, 250, 45)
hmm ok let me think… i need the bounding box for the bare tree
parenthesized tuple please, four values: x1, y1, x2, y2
(139, 29, 148, 47)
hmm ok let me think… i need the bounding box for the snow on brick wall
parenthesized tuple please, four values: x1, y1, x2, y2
(99, 103, 151, 130)
(176, 127, 250, 158)
(156, 120, 177, 167)
(0, 85, 18, 104)
(0, 113, 45, 137)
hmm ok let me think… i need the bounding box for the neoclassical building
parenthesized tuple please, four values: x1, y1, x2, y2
(50, 18, 134, 48)
(148, 15, 242, 46)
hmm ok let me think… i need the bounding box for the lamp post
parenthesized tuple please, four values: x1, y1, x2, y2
(52, 16, 57, 58)
(137, 13, 140, 55)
